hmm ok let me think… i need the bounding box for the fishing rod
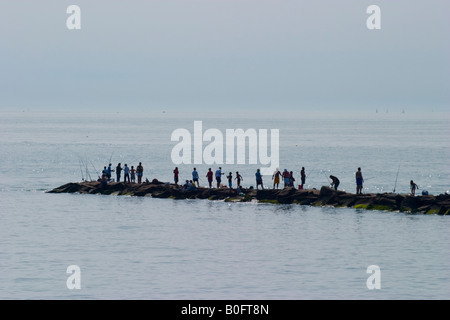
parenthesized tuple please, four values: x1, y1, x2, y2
(322, 170, 332, 183)
(393, 165, 400, 193)
(85, 156, 93, 181)
(89, 159, 101, 179)
(78, 159, 85, 181)
(84, 156, 93, 181)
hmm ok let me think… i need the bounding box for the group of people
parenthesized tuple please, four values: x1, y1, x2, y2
(100, 163, 420, 196)
(270, 167, 307, 190)
(101, 162, 144, 184)
(172, 166, 306, 191)
(171, 166, 340, 192)
(174, 167, 244, 190)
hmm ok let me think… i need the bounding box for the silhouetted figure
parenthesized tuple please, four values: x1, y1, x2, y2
(235, 171, 243, 188)
(289, 171, 295, 187)
(136, 162, 143, 184)
(130, 166, 136, 183)
(356, 167, 364, 194)
(330, 175, 340, 190)
(410, 180, 419, 196)
(173, 167, 179, 185)
(116, 163, 122, 182)
(255, 169, 264, 189)
(227, 172, 233, 188)
(301, 167, 306, 189)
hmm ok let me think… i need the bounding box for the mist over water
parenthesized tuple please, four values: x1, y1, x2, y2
(0, 110, 449, 299)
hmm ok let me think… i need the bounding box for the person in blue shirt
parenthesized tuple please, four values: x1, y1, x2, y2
(215, 167, 224, 188)
(106, 163, 113, 180)
(123, 164, 130, 183)
(192, 168, 199, 187)
(255, 169, 264, 189)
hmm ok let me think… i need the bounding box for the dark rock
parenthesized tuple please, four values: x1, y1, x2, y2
(46, 181, 450, 215)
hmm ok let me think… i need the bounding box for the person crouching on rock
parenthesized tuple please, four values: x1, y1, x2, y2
(330, 175, 340, 190)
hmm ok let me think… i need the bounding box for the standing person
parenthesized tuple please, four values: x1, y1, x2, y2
(116, 163, 122, 182)
(330, 175, 340, 191)
(235, 171, 243, 188)
(282, 169, 290, 188)
(206, 168, 213, 189)
(123, 164, 130, 183)
(301, 167, 306, 189)
(106, 163, 113, 181)
(136, 162, 143, 184)
(215, 167, 224, 188)
(272, 168, 281, 189)
(227, 172, 233, 188)
(255, 169, 264, 189)
(355, 167, 364, 194)
(130, 166, 136, 183)
(289, 171, 295, 187)
(192, 168, 199, 187)
(410, 180, 419, 196)
(173, 167, 179, 185)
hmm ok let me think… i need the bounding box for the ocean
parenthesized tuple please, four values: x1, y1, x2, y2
(0, 110, 449, 300)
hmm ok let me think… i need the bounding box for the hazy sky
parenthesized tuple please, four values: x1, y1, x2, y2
(0, 0, 448, 112)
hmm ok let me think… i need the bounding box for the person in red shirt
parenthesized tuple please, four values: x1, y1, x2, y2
(173, 167, 179, 185)
(206, 168, 213, 189)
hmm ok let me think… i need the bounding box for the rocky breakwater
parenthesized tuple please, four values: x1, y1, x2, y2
(47, 182, 450, 215)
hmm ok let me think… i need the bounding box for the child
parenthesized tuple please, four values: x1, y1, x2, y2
(227, 172, 233, 188)
(130, 166, 136, 183)
(410, 180, 419, 196)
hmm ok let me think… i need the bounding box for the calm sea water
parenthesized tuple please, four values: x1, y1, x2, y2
(0, 110, 449, 299)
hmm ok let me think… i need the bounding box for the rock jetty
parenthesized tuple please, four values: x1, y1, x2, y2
(47, 181, 450, 215)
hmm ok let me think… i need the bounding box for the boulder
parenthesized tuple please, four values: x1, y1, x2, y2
(46, 181, 450, 215)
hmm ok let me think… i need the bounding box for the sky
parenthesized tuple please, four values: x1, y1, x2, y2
(0, 0, 448, 112)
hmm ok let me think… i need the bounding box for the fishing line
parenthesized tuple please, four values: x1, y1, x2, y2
(393, 165, 400, 193)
